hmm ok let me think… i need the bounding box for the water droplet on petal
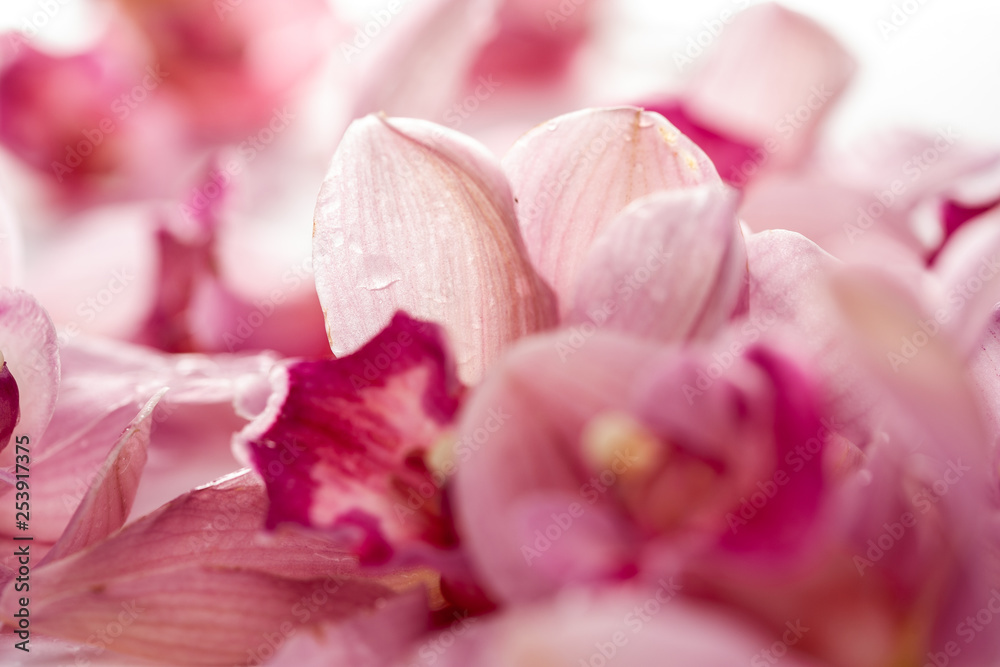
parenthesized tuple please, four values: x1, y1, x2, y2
(360, 255, 402, 291)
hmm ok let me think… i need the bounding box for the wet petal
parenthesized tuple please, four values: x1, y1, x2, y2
(314, 114, 556, 382)
(502, 106, 719, 311)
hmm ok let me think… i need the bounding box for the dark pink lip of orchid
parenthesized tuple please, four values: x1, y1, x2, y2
(233, 312, 464, 564)
(0, 360, 19, 454)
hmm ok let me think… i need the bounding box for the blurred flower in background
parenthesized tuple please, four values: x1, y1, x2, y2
(0, 0, 998, 666)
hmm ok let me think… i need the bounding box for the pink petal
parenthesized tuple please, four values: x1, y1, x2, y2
(396, 586, 825, 667)
(680, 3, 855, 170)
(453, 331, 664, 602)
(928, 207, 1000, 354)
(0, 335, 277, 541)
(0, 631, 164, 666)
(829, 269, 990, 472)
(643, 100, 763, 189)
(0, 471, 414, 666)
(6, 402, 148, 542)
(746, 230, 882, 449)
(268, 590, 430, 667)
(502, 106, 719, 312)
(468, 0, 595, 85)
(40, 391, 161, 564)
(828, 270, 999, 665)
(347, 0, 499, 122)
(187, 273, 332, 357)
(0, 288, 59, 447)
(25, 206, 159, 341)
(233, 312, 463, 561)
(970, 310, 1000, 443)
(313, 114, 556, 382)
(114, 0, 335, 141)
(567, 185, 748, 341)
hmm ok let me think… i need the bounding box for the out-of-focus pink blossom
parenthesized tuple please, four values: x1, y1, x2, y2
(0, 40, 191, 203)
(113, 0, 336, 141)
(645, 4, 855, 188)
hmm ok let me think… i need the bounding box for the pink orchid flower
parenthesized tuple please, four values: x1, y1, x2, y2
(231, 106, 750, 592)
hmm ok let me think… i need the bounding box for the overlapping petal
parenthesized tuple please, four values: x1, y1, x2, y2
(502, 107, 719, 310)
(0, 472, 421, 667)
(314, 114, 556, 382)
(567, 185, 747, 341)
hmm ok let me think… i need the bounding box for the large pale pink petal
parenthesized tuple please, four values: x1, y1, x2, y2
(234, 312, 463, 562)
(681, 3, 855, 169)
(568, 185, 747, 341)
(314, 114, 556, 382)
(502, 107, 719, 311)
